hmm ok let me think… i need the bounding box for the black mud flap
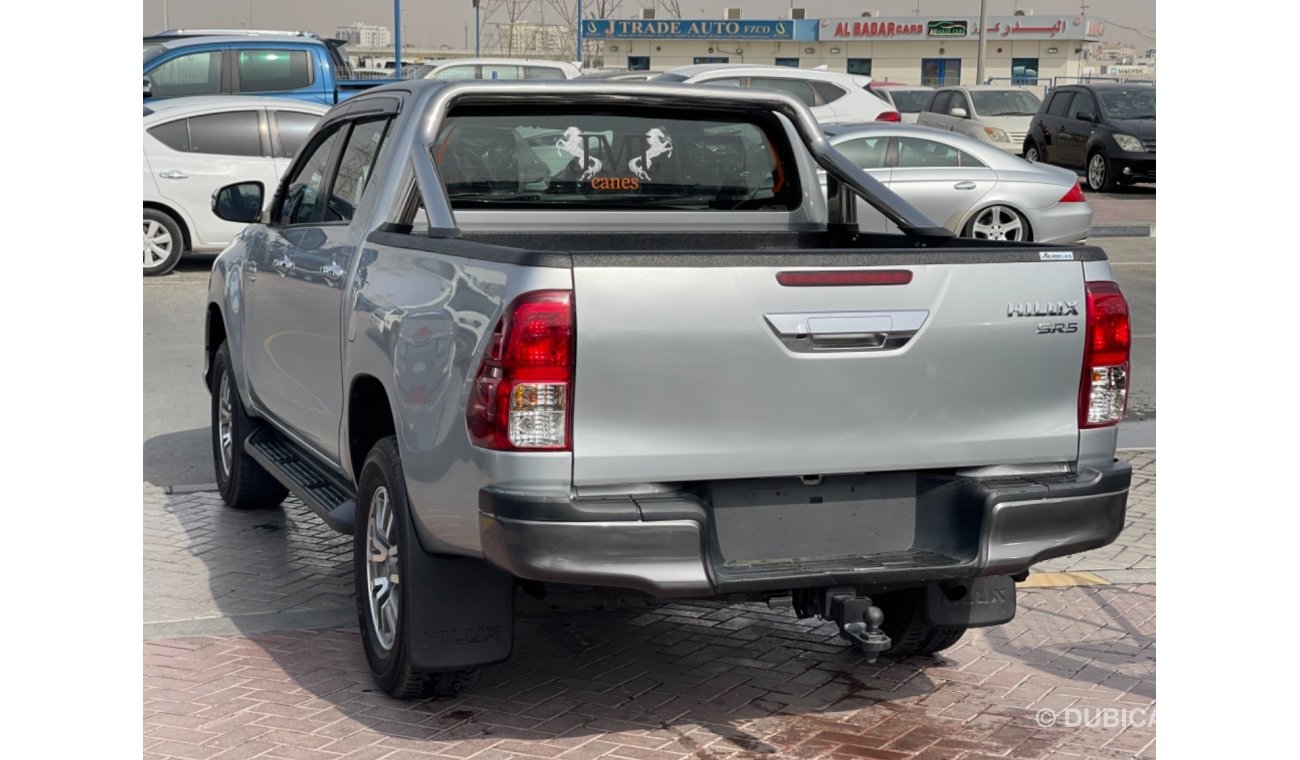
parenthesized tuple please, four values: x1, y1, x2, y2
(925, 576, 1016, 628)
(404, 519, 515, 671)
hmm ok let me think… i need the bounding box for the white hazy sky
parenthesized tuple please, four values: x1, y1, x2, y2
(142, 1, 1155, 49)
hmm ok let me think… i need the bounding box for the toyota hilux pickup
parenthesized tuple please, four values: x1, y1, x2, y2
(205, 80, 1132, 699)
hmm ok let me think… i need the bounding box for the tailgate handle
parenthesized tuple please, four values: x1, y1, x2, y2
(765, 310, 929, 353)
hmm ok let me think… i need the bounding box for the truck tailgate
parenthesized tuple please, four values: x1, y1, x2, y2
(571, 257, 1085, 486)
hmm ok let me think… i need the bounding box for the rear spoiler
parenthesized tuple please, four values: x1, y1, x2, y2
(409, 81, 954, 241)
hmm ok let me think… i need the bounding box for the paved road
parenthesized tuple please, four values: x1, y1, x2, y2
(145, 238, 1157, 487)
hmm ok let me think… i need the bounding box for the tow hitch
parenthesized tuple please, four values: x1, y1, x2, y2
(799, 587, 892, 662)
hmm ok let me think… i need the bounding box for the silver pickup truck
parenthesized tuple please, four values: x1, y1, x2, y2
(205, 80, 1132, 699)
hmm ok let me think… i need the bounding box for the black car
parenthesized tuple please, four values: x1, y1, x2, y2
(1023, 83, 1155, 192)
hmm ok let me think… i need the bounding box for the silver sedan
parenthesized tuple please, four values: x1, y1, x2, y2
(823, 123, 1093, 243)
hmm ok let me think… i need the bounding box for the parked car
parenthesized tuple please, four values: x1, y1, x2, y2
(422, 58, 581, 80)
(143, 96, 328, 275)
(867, 84, 935, 124)
(580, 69, 660, 81)
(822, 124, 1092, 243)
(916, 85, 1043, 155)
(205, 79, 1132, 699)
(1024, 83, 1155, 192)
(654, 64, 900, 123)
(144, 31, 390, 105)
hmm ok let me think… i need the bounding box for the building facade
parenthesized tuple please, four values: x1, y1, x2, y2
(336, 22, 393, 49)
(585, 13, 1107, 90)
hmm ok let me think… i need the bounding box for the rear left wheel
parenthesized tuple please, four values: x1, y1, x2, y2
(1023, 142, 1041, 163)
(356, 436, 479, 699)
(964, 205, 1031, 242)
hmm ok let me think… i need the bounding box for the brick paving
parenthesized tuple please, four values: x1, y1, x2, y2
(144, 453, 1157, 759)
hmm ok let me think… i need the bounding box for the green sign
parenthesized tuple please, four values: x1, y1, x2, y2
(927, 20, 969, 38)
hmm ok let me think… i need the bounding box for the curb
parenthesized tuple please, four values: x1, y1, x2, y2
(1090, 224, 1154, 238)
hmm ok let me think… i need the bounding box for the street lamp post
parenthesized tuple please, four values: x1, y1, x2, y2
(473, 0, 481, 57)
(391, 0, 402, 77)
(976, 0, 989, 84)
(577, 0, 583, 66)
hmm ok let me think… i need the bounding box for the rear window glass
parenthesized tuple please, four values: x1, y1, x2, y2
(433, 109, 799, 211)
(888, 90, 932, 113)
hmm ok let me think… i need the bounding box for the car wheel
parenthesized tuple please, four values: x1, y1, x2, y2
(211, 342, 289, 510)
(356, 436, 479, 699)
(874, 588, 968, 658)
(964, 205, 1031, 242)
(1087, 150, 1117, 192)
(143, 208, 184, 276)
(1023, 142, 1041, 163)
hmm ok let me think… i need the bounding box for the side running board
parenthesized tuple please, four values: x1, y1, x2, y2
(244, 427, 357, 534)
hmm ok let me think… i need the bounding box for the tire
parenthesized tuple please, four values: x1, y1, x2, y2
(355, 436, 478, 699)
(211, 342, 288, 510)
(963, 204, 1031, 242)
(873, 587, 968, 658)
(1086, 149, 1117, 192)
(1023, 141, 1041, 163)
(143, 208, 184, 276)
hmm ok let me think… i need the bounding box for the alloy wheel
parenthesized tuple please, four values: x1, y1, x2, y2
(970, 206, 1027, 241)
(1088, 154, 1107, 191)
(217, 372, 233, 478)
(366, 486, 401, 651)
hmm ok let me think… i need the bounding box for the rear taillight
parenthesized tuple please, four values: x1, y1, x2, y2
(1059, 181, 1087, 203)
(875, 110, 902, 122)
(1079, 281, 1130, 428)
(467, 290, 574, 450)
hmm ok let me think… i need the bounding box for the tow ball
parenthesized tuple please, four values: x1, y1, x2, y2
(825, 587, 891, 662)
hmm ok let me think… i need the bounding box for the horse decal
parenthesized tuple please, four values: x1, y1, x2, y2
(555, 127, 602, 181)
(629, 128, 673, 181)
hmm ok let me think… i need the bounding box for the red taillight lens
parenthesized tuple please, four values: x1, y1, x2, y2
(875, 110, 902, 122)
(1079, 281, 1131, 428)
(1059, 181, 1087, 203)
(468, 290, 574, 450)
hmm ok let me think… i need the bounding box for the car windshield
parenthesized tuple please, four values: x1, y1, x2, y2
(144, 44, 166, 65)
(970, 90, 1041, 116)
(888, 90, 933, 113)
(1097, 88, 1156, 119)
(433, 110, 798, 211)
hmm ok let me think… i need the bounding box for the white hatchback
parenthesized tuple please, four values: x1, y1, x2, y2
(654, 64, 900, 124)
(143, 96, 328, 275)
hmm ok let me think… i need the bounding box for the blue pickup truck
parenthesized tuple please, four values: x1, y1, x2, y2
(144, 31, 393, 106)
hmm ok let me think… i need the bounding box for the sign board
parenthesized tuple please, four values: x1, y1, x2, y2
(582, 18, 796, 40)
(820, 15, 1103, 42)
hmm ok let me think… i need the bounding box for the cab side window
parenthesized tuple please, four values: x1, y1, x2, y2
(324, 119, 393, 223)
(279, 128, 343, 225)
(147, 51, 222, 98)
(928, 91, 952, 114)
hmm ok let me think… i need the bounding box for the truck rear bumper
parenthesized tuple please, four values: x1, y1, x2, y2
(478, 460, 1130, 598)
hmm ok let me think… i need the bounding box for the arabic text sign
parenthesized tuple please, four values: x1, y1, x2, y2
(583, 19, 795, 40)
(819, 15, 1100, 42)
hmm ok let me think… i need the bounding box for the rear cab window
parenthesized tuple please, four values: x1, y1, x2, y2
(432, 106, 801, 211)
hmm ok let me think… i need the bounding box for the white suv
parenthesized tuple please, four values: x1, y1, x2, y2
(655, 64, 900, 124)
(142, 96, 328, 275)
(422, 58, 581, 81)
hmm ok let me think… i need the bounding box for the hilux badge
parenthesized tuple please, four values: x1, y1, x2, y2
(1007, 301, 1079, 318)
